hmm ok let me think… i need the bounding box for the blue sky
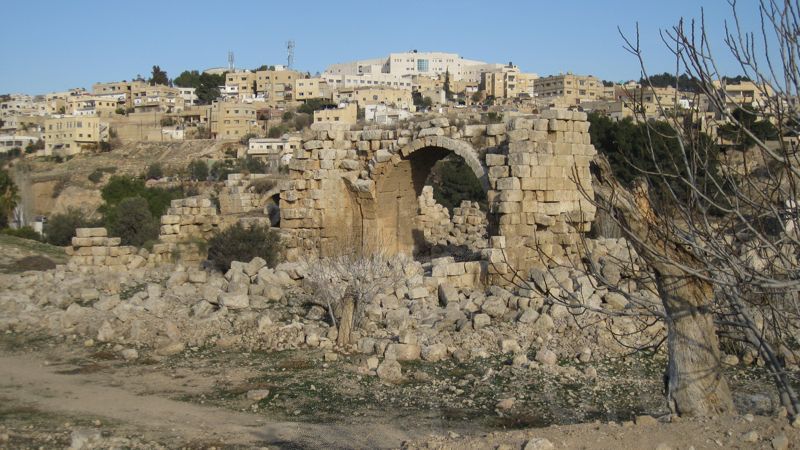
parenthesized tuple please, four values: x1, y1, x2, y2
(1, 0, 762, 94)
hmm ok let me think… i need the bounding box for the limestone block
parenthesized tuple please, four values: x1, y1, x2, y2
(485, 154, 506, 166)
(511, 165, 531, 178)
(71, 237, 94, 247)
(489, 166, 509, 178)
(304, 140, 323, 150)
(76, 227, 107, 238)
(418, 127, 444, 137)
(507, 128, 529, 142)
(495, 177, 520, 191)
(486, 123, 506, 136)
(361, 129, 383, 140)
(463, 124, 486, 137)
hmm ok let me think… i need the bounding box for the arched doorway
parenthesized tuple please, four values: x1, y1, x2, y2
(373, 139, 489, 257)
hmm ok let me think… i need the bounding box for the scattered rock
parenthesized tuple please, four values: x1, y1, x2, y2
(535, 348, 557, 366)
(421, 343, 447, 362)
(635, 415, 658, 426)
(155, 341, 185, 356)
(120, 348, 138, 361)
(742, 430, 759, 443)
(772, 433, 789, 450)
(524, 437, 554, 450)
(496, 398, 515, 410)
(246, 389, 270, 402)
(376, 358, 403, 383)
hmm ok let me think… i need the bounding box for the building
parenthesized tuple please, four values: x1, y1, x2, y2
(313, 103, 357, 125)
(364, 104, 412, 125)
(67, 95, 121, 117)
(43, 115, 109, 156)
(534, 73, 603, 105)
(178, 87, 199, 106)
(225, 71, 257, 98)
(335, 87, 414, 110)
(132, 84, 186, 113)
(248, 135, 302, 167)
(481, 66, 538, 99)
(255, 68, 304, 105)
(711, 79, 775, 110)
(325, 51, 506, 83)
(208, 101, 258, 139)
(92, 80, 147, 108)
(0, 135, 38, 153)
(320, 72, 414, 90)
(294, 78, 332, 101)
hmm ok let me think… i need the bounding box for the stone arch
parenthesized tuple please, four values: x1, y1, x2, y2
(369, 137, 490, 256)
(400, 136, 489, 192)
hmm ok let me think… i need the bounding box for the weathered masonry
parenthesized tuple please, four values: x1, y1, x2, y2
(278, 109, 597, 276)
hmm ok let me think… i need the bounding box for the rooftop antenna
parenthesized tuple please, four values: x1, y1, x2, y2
(286, 40, 295, 69)
(228, 51, 235, 72)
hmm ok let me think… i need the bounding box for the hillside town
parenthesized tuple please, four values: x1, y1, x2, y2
(0, 50, 771, 166)
(1, 1, 800, 448)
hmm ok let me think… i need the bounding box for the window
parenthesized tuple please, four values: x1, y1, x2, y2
(417, 59, 429, 72)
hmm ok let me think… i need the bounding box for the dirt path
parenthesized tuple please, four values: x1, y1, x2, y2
(0, 353, 410, 449)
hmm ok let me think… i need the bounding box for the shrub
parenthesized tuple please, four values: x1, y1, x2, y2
(99, 141, 113, 152)
(239, 132, 258, 145)
(88, 169, 104, 183)
(293, 113, 312, 130)
(160, 117, 176, 127)
(187, 159, 209, 181)
(107, 196, 159, 247)
(146, 163, 163, 180)
(268, 125, 288, 138)
(282, 111, 294, 122)
(44, 208, 96, 246)
(100, 175, 183, 220)
(1, 226, 41, 241)
(248, 178, 277, 194)
(207, 223, 280, 272)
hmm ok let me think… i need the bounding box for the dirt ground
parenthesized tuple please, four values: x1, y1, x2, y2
(0, 330, 796, 450)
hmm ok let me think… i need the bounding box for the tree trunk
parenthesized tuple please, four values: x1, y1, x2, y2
(592, 155, 735, 416)
(336, 294, 355, 347)
(657, 267, 735, 416)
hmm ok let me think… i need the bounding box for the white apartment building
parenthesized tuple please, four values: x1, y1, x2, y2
(325, 51, 506, 83)
(320, 73, 414, 90)
(178, 87, 199, 106)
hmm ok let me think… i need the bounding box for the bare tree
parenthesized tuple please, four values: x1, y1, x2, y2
(497, 0, 800, 418)
(303, 250, 406, 347)
(593, 0, 800, 417)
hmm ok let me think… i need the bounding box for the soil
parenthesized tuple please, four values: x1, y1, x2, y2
(0, 332, 796, 449)
(0, 235, 66, 274)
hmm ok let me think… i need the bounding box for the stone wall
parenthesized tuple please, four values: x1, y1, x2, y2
(414, 186, 453, 247)
(218, 173, 278, 215)
(66, 227, 146, 272)
(158, 196, 221, 243)
(277, 109, 596, 278)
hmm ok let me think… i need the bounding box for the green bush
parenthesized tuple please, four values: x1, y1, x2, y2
(188, 160, 209, 181)
(1, 226, 41, 241)
(100, 175, 182, 218)
(88, 169, 104, 183)
(429, 157, 486, 213)
(268, 125, 288, 138)
(44, 208, 97, 246)
(207, 223, 280, 272)
(107, 196, 159, 247)
(146, 163, 164, 180)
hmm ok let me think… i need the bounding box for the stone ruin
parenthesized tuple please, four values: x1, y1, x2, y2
(277, 109, 596, 282)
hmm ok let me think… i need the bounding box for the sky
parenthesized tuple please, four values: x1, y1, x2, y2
(0, 0, 764, 95)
